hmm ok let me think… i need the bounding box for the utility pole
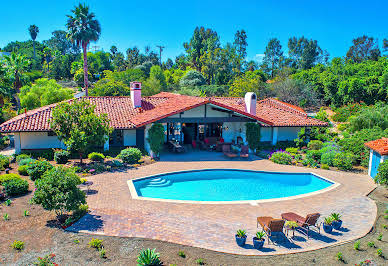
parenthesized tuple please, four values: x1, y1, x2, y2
(156, 45, 165, 65)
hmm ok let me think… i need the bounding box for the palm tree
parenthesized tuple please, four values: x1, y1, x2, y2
(66, 3, 101, 96)
(28, 25, 39, 58)
(3, 53, 30, 109)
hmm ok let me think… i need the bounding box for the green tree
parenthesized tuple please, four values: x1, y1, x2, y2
(346, 36, 381, 63)
(228, 71, 266, 97)
(245, 123, 260, 152)
(28, 25, 39, 59)
(44, 30, 80, 55)
(66, 3, 101, 96)
(233, 29, 248, 71)
(288, 36, 326, 69)
(33, 166, 85, 216)
(179, 70, 206, 87)
(50, 100, 112, 163)
(149, 65, 167, 89)
(147, 123, 165, 156)
(263, 38, 283, 78)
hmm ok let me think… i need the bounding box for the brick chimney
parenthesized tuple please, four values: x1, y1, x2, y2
(130, 82, 142, 108)
(244, 92, 257, 115)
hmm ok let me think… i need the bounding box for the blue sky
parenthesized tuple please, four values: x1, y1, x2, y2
(1, 0, 387, 62)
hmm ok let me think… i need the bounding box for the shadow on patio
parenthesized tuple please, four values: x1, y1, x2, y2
(159, 150, 264, 162)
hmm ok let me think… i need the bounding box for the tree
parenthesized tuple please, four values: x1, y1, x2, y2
(28, 25, 39, 59)
(50, 100, 112, 163)
(66, 3, 101, 96)
(126, 47, 141, 68)
(149, 65, 167, 89)
(44, 30, 80, 55)
(233, 29, 248, 60)
(288, 36, 326, 69)
(3, 53, 30, 109)
(263, 38, 283, 78)
(33, 166, 85, 216)
(346, 35, 381, 63)
(179, 70, 206, 87)
(110, 45, 118, 56)
(245, 123, 260, 152)
(228, 71, 266, 97)
(383, 39, 388, 54)
(147, 123, 165, 157)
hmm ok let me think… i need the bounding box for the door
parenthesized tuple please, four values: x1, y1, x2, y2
(370, 151, 380, 178)
(136, 128, 145, 149)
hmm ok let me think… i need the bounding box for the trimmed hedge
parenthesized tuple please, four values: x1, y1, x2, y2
(0, 155, 10, 170)
(117, 148, 142, 164)
(4, 179, 29, 196)
(27, 160, 53, 181)
(54, 150, 70, 164)
(88, 152, 105, 162)
(270, 151, 292, 165)
(18, 165, 29, 176)
(0, 173, 22, 185)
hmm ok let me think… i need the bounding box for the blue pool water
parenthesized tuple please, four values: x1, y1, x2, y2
(132, 169, 333, 201)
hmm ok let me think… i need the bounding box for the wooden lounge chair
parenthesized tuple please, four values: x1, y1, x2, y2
(222, 144, 237, 158)
(240, 145, 249, 158)
(257, 216, 286, 243)
(281, 212, 321, 238)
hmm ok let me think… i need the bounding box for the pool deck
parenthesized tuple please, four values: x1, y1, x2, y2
(68, 152, 377, 255)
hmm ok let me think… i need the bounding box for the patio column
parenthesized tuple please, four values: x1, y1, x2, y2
(272, 127, 278, 145)
(103, 136, 109, 151)
(368, 149, 373, 177)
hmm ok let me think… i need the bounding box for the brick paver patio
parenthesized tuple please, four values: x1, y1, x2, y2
(68, 152, 377, 255)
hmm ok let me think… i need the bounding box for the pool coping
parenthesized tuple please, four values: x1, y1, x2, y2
(127, 168, 341, 205)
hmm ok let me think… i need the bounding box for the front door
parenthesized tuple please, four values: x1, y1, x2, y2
(136, 128, 145, 149)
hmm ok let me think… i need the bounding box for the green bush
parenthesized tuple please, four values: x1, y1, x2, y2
(18, 158, 36, 166)
(4, 179, 29, 196)
(0, 174, 22, 185)
(306, 150, 322, 163)
(22, 149, 54, 161)
(321, 151, 339, 166)
(332, 103, 365, 122)
(16, 154, 31, 164)
(117, 148, 142, 164)
(137, 248, 162, 266)
(54, 150, 70, 164)
(321, 164, 330, 170)
(270, 151, 292, 165)
(27, 160, 53, 181)
(88, 238, 103, 249)
(88, 152, 105, 162)
(375, 160, 388, 185)
(11, 240, 24, 250)
(147, 123, 166, 156)
(333, 152, 354, 171)
(0, 155, 10, 170)
(285, 147, 299, 154)
(302, 157, 319, 168)
(307, 140, 323, 150)
(18, 165, 29, 176)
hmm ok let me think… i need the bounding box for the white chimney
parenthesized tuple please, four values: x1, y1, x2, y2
(130, 82, 142, 108)
(244, 92, 257, 115)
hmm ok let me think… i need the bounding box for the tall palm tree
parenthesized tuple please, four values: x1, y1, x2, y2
(4, 53, 30, 109)
(28, 25, 39, 58)
(66, 3, 101, 96)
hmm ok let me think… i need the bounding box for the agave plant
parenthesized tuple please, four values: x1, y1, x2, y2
(255, 231, 266, 240)
(324, 216, 333, 225)
(330, 212, 342, 221)
(137, 248, 162, 266)
(236, 229, 247, 238)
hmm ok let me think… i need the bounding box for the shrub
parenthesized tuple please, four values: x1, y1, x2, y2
(196, 258, 205, 265)
(377, 248, 383, 257)
(147, 123, 166, 156)
(270, 151, 292, 165)
(321, 164, 330, 170)
(18, 158, 36, 166)
(285, 147, 298, 154)
(302, 157, 319, 168)
(99, 247, 106, 258)
(18, 165, 29, 176)
(377, 233, 382, 241)
(137, 248, 162, 266)
(306, 150, 322, 163)
(178, 250, 185, 258)
(375, 161, 388, 186)
(33, 254, 56, 265)
(245, 123, 261, 152)
(0, 173, 22, 185)
(88, 238, 103, 249)
(22, 149, 54, 161)
(3, 213, 9, 220)
(336, 252, 344, 261)
(368, 241, 375, 248)
(337, 124, 347, 131)
(332, 103, 365, 122)
(333, 152, 354, 171)
(307, 140, 323, 150)
(0, 155, 10, 170)
(321, 151, 339, 166)
(54, 150, 70, 164)
(33, 166, 85, 216)
(11, 240, 24, 250)
(354, 240, 360, 250)
(16, 154, 31, 164)
(117, 148, 142, 164)
(27, 160, 53, 181)
(4, 179, 29, 196)
(88, 152, 105, 162)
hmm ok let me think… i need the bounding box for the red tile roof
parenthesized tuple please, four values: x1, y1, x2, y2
(0, 94, 327, 132)
(365, 138, 388, 155)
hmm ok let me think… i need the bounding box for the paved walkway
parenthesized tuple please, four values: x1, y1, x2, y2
(68, 154, 377, 255)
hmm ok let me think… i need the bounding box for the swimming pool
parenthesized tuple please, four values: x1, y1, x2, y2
(130, 169, 335, 202)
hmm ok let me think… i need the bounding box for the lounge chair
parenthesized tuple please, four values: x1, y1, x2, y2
(257, 216, 286, 243)
(281, 212, 321, 238)
(240, 145, 249, 158)
(222, 144, 237, 158)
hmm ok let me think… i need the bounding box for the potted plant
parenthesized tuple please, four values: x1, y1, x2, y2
(235, 229, 247, 246)
(253, 231, 265, 249)
(323, 217, 334, 233)
(285, 221, 299, 238)
(330, 213, 342, 230)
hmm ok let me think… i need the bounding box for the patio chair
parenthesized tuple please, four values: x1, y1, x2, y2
(281, 212, 321, 238)
(222, 144, 237, 158)
(240, 145, 249, 158)
(257, 216, 286, 244)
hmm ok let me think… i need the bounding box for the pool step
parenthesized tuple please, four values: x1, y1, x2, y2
(147, 177, 172, 187)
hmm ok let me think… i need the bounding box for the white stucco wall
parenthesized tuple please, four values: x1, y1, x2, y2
(277, 127, 301, 141)
(222, 122, 247, 143)
(260, 127, 272, 142)
(123, 129, 136, 146)
(144, 124, 152, 154)
(180, 105, 205, 117)
(15, 132, 66, 153)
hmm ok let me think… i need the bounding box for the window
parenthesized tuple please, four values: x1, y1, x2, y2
(48, 131, 56, 136)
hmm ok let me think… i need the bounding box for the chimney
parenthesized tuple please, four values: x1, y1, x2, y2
(244, 92, 257, 116)
(130, 82, 142, 108)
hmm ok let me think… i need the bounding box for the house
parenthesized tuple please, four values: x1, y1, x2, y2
(0, 82, 326, 154)
(365, 138, 388, 178)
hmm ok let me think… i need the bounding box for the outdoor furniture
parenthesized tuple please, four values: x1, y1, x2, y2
(169, 140, 185, 153)
(222, 144, 237, 158)
(257, 216, 286, 244)
(281, 212, 321, 238)
(240, 145, 249, 158)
